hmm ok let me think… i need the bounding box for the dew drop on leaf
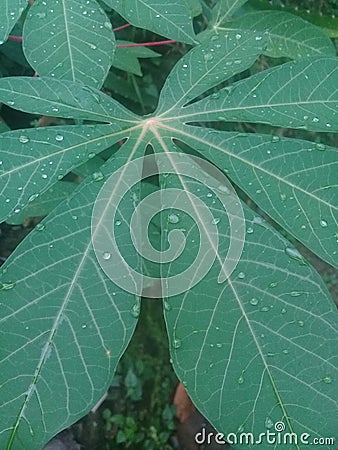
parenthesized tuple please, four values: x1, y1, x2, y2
(19, 135, 30, 144)
(247, 227, 254, 234)
(265, 417, 274, 429)
(250, 298, 259, 306)
(102, 252, 111, 260)
(321, 376, 332, 384)
(168, 214, 180, 224)
(92, 171, 104, 182)
(315, 143, 326, 151)
(284, 247, 307, 265)
(55, 135, 64, 142)
(36, 223, 45, 231)
(238, 272, 245, 279)
(212, 217, 220, 225)
(238, 374, 244, 384)
(173, 338, 182, 349)
(320, 219, 328, 228)
(0, 281, 16, 291)
(164, 301, 172, 311)
(130, 302, 140, 318)
(260, 306, 270, 312)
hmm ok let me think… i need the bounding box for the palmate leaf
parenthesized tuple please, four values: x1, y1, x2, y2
(102, 0, 197, 44)
(0, 124, 136, 223)
(219, 11, 336, 59)
(0, 140, 145, 449)
(0, 27, 337, 450)
(161, 165, 338, 447)
(0, 0, 27, 44)
(23, 0, 115, 88)
(0, 77, 140, 123)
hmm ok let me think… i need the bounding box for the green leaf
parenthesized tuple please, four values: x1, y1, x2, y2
(102, 0, 197, 44)
(0, 124, 131, 223)
(5, 181, 77, 225)
(186, 0, 202, 18)
(212, 0, 249, 26)
(156, 30, 268, 115)
(113, 41, 160, 76)
(0, 0, 27, 44)
(0, 77, 140, 123)
(180, 57, 338, 132)
(221, 11, 335, 59)
(163, 181, 338, 444)
(23, 0, 115, 88)
(167, 124, 338, 268)
(0, 143, 144, 449)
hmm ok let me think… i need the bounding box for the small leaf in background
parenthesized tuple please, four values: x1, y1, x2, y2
(23, 0, 115, 88)
(113, 41, 160, 76)
(212, 0, 249, 25)
(102, 0, 197, 44)
(0, 0, 27, 44)
(221, 10, 336, 59)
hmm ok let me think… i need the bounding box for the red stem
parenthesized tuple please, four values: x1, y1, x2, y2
(117, 39, 176, 48)
(113, 23, 132, 32)
(8, 35, 23, 42)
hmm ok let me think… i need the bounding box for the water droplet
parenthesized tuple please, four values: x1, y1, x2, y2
(238, 373, 244, 384)
(206, 192, 213, 198)
(212, 217, 220, 225)
(284, 247, 307, 265)
(104, 21, 112, 29)
(281, 308, 287, 314)
(55, 135, 64, 142)
(265, 417, 274, 429)
(247, 227, 254, 234)
(280, 193, 287, 201)
(282, 349, 289, 355)
(173, 338, 182, 349)
(42, 174, 48, 179)
(235, 33, 242, 40)
(28, 193, 39, 202)
(269, 282, 278, 288)
(164, 300, 172, 311)
(312, 117, 319, 123)
(81, 324, 87, 329)
(168, 214, 179, 224)
(115, 220, 121, 226)
(297, 320, 304, 327)
(88, 152, 95, 159)
(182, 380, 188, 387)
(36, 223, 45, 231)
(255, 35, 263, 41)
(130, 302, 140, 318)
(103, 252, 111, 260)
(19, 135, 30, 144)
(321, 376, 332, 384)
(92, 171, 104, 182)
(51, 107, 59, 112)
(7, 101, 15, 106)
(290, 291, 302, 297)
(88, 43, 97, 50)
(216, 343, 222, 348)
(320, 219, 328, 228)
(238, 272, 245, 279)
(0, 281, 16, 291)
(203, 53, 213, 62)
(250, 298, 259, 306)
(315, 143, 326, 151)
(261, 306, 270, 312)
